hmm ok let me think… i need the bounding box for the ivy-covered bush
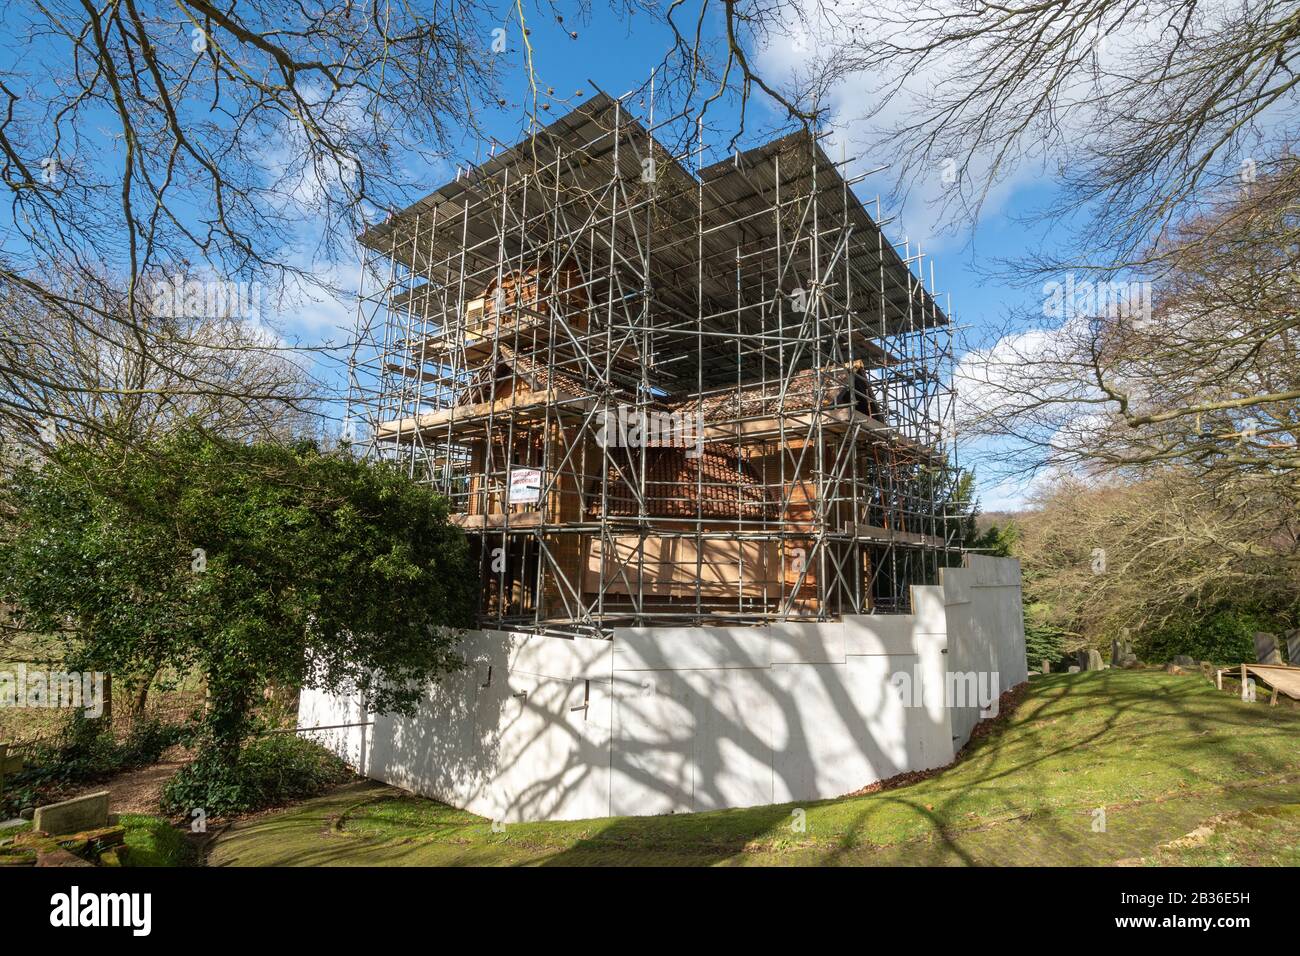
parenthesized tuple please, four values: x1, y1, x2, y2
(0, 425, 475, 807)
(161, 734, 352, 818)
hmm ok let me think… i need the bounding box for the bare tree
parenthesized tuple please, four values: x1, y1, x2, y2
(1016, 470, 1299, 647)
(635, 1, 1300, 492)
(0, 0, 527, 446)
(957, 175, 1300, 498)
(809, 0, 1300, 267)
(0, 266, 320, 458)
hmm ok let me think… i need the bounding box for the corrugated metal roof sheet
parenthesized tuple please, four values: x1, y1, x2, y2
(363, 95, 948, 392)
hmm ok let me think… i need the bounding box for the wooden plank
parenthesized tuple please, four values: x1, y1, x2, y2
(375, 392, 596, 440)
(451, 511, 544, 531)
(848, 523, 936, 548)
(844, 329, 899, 367)
(697, 408, 942, 461)
(1243, 663, 1300, 701)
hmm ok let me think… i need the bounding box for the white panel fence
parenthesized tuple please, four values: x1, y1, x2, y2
(302, 556, 1027, 822)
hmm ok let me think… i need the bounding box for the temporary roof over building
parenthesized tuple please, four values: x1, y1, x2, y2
(360, 93, 949, 393)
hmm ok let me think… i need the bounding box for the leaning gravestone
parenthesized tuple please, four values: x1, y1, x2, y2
(1286, 630, 1300, 667)
(1254, 632, 1282, 666)
(32, 791, 109, 836)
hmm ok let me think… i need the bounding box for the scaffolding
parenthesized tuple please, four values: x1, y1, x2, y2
(345, 92, 959, 638)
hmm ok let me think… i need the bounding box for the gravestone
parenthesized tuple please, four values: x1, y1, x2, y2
(1110, 638, 1137, 667)
(1286, 630, 1300, 667)
(1041, 659, 1050, 675)
(1067, 665, 1081, 674)
(1172, 654, 1196, 667)
(1085, 649, 1105, 671)
(1254, 632, 1282, 666)
(32, 791, 109, 836)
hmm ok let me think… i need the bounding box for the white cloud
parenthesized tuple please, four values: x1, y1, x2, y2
(953, 313, 1099, 429)
(952, 310, 1127, 506)
(753, 0, 1252, 250)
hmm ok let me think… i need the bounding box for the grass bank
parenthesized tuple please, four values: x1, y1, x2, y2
(208, 670, 1300, 866)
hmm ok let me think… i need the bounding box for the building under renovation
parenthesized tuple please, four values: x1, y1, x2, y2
(346, 94, 959, 637)
(319, 93, 1026, 822)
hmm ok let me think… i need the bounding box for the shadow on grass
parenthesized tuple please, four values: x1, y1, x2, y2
(211, 671, 1300, 866)
(537, 670, 1300, 866)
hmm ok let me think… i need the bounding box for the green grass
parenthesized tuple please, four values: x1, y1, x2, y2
(0, 816, 192, 866)
(1143, 804, 1300, 866)
(0, 632, 71, 746)
(120, 814, 194, 867)
(0, 628, 204, 749)
(208, 670, 1300, 867)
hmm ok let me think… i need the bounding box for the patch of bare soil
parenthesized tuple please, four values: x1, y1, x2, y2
(70, 744, 193, 815)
